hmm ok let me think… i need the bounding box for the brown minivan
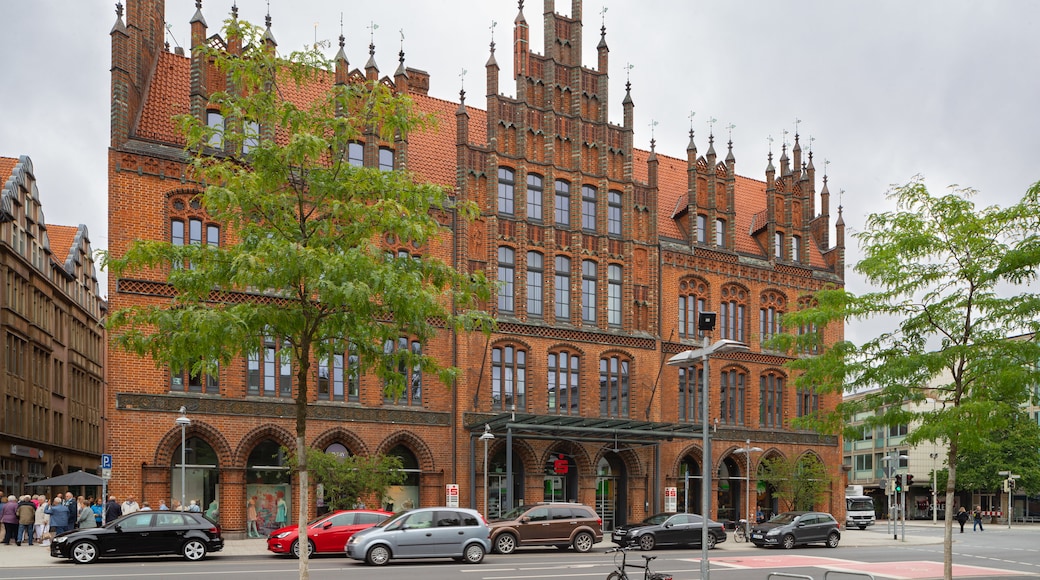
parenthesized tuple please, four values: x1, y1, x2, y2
(489, 503, 603, 554)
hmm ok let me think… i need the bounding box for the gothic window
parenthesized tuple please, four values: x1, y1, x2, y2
(759, 290, 786, 346)
(527, 174, 543, 221)
(384, 337, 422, 406)
(796, 385, 818, 418)
(581, 260, 597, 324)
(492, 344, 526, 411)
(378, 147, 395, 171)
(554, 255, 571, 320)
(581, 185, 597, 231)
(170, 193, 220, 270)
(555, 180, 571, 227)
(608, 190, 622, 237)
(498, 246, 515, 313)
(527, 251, 544, 318)
(760, 371, 784, 428)
(547, 349, 580, 415)
(678, 278, 709, 339)
(171, 361, 218, 394)
(608, 264, 622, 327)
(247, 336, 292, 398)
(696, 214, 707, 244)
(599, 355, 629, 418)
(715, 218, 726, 247)
(719, 368, 745, 425)
(678, 366, 701, 422)
(318, 343, 359, 402)
(347, 142, 364, 167)
(498, 167, 515, 216)
(206, 110, 224, 148)
(797, 296, 820, 355)
(791, 234, 802, 262)
(774, 231, 784, 259)
(719, 285, 747, 342)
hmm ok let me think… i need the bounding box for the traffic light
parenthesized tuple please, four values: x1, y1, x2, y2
(894, 474, 903, 492)
(906, 474, 914, 487)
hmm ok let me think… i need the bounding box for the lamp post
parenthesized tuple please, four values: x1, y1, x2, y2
(733, 440, 763, 534)
(929, 452, 939, 524)
(175, 407, 191, 512)
(668, 321, 749, 580)
(479, 424, 495, 519)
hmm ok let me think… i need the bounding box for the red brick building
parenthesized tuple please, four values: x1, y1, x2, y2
(107, 0, 845, 536)
(0, 155, 106, 496)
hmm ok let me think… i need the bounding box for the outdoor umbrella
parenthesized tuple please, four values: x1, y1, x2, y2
(26, 471, 104, 487)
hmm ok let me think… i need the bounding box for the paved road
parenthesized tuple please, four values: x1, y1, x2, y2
(2, 522, 1038, 579)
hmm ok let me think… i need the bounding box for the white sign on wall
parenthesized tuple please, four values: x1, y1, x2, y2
(446, 483, 460, 508)
(664, 486, 677, 512)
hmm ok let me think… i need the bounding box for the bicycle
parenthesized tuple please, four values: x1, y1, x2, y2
(733, 518, 748, 543)
(604, 546, 673, 580)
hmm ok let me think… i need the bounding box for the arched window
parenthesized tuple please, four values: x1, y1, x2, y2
(759, 290, 786, 346)
(384, 337, 422, 406)
(581, 185, 597, 231)
(555, 180, 571, 227)
(760, 372, 784, 428)
(347, 142, 364, 167)
(527, 174, 544, 221)
(608, 190, 622, 237)
(246, 439, 290, 535)
(678, 278, 708, 339)
(206, 110, 224, 148)
(172, 436, 218, 518)
(378, 147, 395, 171)
(607, 264, 622, 327)
(582, 260, 597, 324)
(527, 251, 544, 318)
(492, 344, 526, 411)
(498, 246, 515, 313)
(554, 256, 571, 320)
(548, 349, 580, 415)
(719, 368, 745, 425)
(170, 194, 220, 270)
(599, 354, 629, 417)
(498, 168, 515, 215)
(719, 285, 747, 342)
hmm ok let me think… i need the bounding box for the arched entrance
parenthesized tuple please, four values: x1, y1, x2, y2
(315, 443, 351, 514)
(245, 440, 290, 536)
(543, 449, 578, 503)
(172, 436, 219, 515)
(717, 457, 740, 523)
(384, 445, 420, 512)
(596, 453, 626, 531)
(488, 447, 523, 520)
(678, 454, 701, 514)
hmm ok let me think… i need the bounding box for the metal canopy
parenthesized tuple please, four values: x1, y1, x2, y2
(467, 413, 705, 442)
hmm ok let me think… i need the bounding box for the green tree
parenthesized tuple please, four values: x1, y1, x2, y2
(103, 18, 493, 580)
(288, 450, 405, 512)
(952, 411, 1040, 494)
(778, 177, 1040, 580)
(757, 454, 833, 512)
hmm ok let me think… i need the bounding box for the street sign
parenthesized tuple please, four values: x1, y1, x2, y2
(664, 487, 677, 512)
(446, 483, 459, 508)
(101, 454, 113, 469)
(101, 468, 112, 480)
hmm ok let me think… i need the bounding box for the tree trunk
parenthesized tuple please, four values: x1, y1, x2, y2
(297, 435, 309, 580)
(943, 444, 957, 580)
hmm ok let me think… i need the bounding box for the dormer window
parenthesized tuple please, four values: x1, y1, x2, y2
(206, 111, 224, 148)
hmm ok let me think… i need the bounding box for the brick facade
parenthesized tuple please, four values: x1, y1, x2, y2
(108, 0, 846, 537)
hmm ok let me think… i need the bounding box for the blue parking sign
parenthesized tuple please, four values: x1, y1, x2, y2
(102, 454, 113, 469)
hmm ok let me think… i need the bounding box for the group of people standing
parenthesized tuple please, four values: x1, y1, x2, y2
(0, 492, 159, 546)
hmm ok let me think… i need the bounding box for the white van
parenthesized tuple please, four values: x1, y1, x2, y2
(845, 485, 875, 529)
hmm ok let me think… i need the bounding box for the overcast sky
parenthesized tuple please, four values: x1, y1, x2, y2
(2, 1, 1038, 345)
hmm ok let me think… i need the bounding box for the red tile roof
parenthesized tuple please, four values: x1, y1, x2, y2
(47, 224, 80, 268)
(137, 51, 190, 145)
(0, 157, 16, 182)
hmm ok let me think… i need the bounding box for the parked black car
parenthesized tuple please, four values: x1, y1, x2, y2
(749, 511, 840, 549)
(51, 511, 223, 564)
(612, 512, 727, 550)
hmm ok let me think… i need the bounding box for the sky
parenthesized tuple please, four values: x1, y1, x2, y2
(2, 0, 1038, 345)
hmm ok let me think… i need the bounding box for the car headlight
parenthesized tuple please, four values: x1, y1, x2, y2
(273, 531, 293, 539)
(347, 535, 359, 544)
(766, 529, 781, 536)
(55, 536, 69, 544)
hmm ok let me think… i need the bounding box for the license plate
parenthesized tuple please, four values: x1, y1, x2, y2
(751, 533, 763, 539)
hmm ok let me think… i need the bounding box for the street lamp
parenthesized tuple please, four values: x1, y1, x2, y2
(479, 424, 496, 519)
(668, 319, 749, 580)
(733, 440, 763, 535)
(175, 407, 191, 512)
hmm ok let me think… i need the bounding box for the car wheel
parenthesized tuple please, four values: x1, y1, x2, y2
(494, 533, 518, 555)
(638, 534, 656, 551)
(71, 541, 99, 564)
(366, 544, 390, 566)
(706, 533, 717, 550)
(290, 539, 315, 558)
(182, 539, 207, 561)
(781, 534, 796, 550)
(463, 542, 485, 564)
(572, 531, 595, 553)
(826, 532, 840, 548)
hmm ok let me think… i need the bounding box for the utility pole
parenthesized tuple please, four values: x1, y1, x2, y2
(999, 470, 1020, 528)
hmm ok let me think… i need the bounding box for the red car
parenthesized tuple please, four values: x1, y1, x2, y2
(267, 509, 392, 557)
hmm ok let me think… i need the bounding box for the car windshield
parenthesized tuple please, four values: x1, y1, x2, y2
(375, 512, 409, 528)
(642, 513, 672, 525)
(497, 505, 532, 521)
(847, 499, 873, 511)
(769, 512, 799, 524)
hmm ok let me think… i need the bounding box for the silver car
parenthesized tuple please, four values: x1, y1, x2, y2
(345, 507, 490, 565)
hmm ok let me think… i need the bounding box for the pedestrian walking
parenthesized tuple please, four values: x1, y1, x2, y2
(956, 506, 969, 533)
(973, 506, 985, 532)
(16, 495, 36, 545)
(45, 497, 71, 535)
(1, 495, 18, 544)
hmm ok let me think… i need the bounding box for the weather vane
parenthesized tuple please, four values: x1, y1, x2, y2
(400, 29, 405, 50)
(794, 118, 802, 135)
(767, 134, 774, 153)
(625, 62, 634, 83)
(648, 119, 658, 140)
(600, 6, 608, 26)
(782, 128, 789, 147)
(688, 111, 696, 131)
(368, 21, 379, 44)
(489, 20, 497, 43)
(726, 123, 735, 140)
(459, 68, 468, 91)
(708, 117, 717, 135)
(809, 134, 816, 153)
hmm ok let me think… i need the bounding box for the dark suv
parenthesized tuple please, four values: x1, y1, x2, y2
(489, 503, 602, 554)
(749, 511, 840, 549)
